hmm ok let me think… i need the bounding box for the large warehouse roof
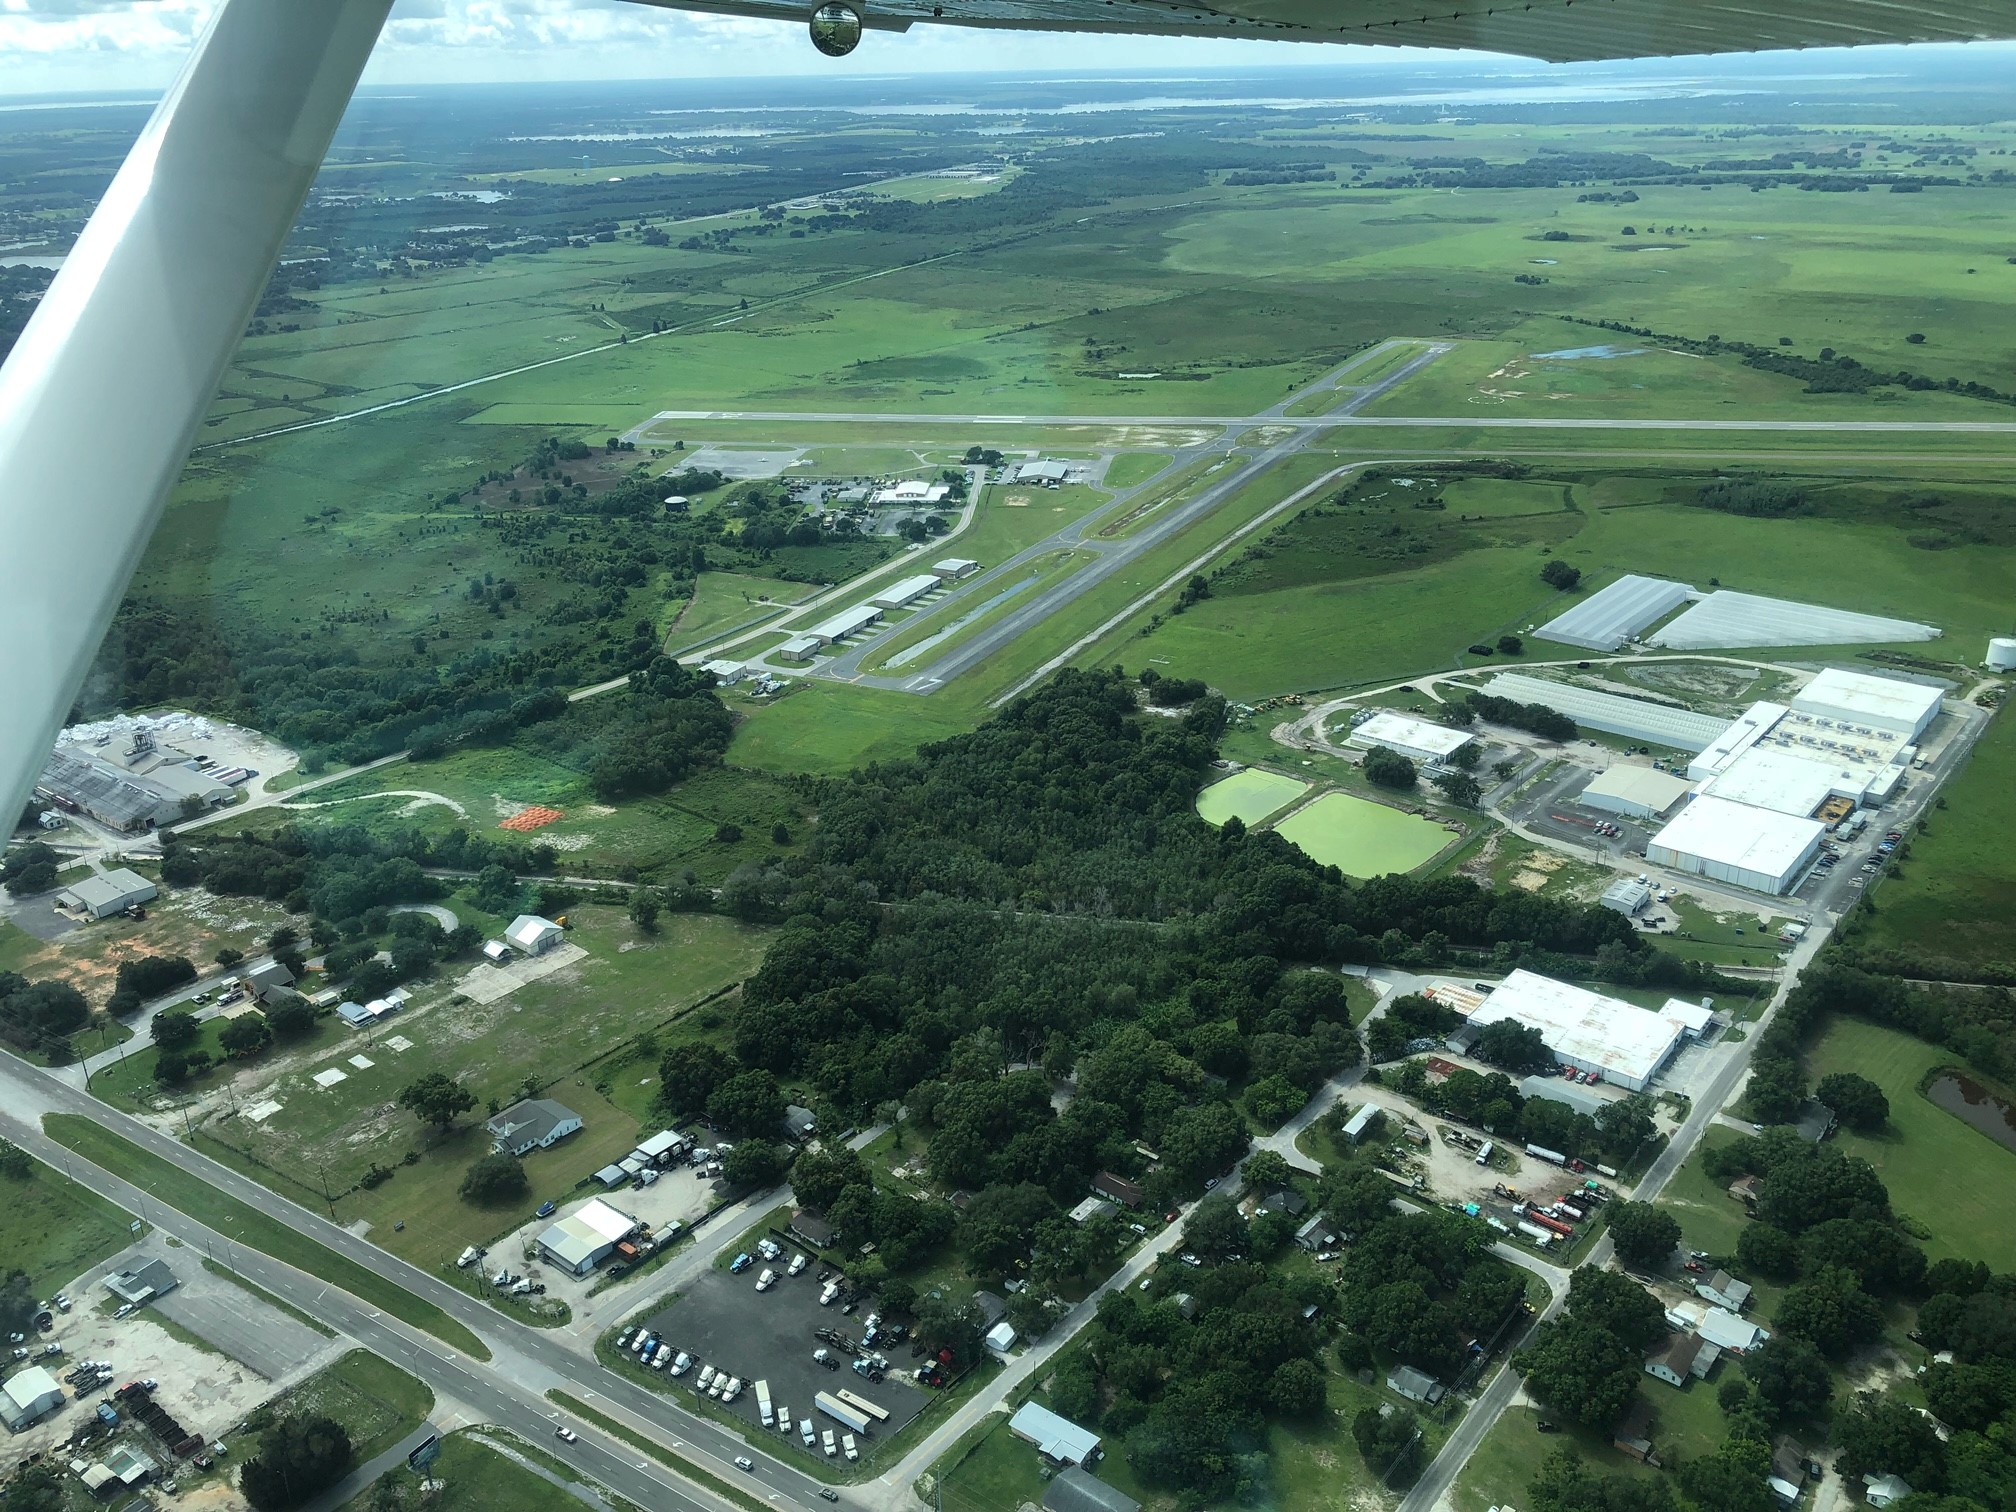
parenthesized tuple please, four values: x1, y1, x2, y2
(1648, 795, 1823, 884)
(1535, 574, 1693, 651)
(1698, 746, 1843, 818)
(1582, 765, 1694, 816)
(1348, 711, 1473, 759)
(1792, 668, 1943, 733)
(1688, 703, 1789, 777)
(1468, 971, 1685, 1089)
(1650, 590, 1938, 650)
(1479, 674, 1732, 751)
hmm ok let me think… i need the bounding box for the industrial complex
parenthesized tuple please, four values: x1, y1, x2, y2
(1452, 969, 1718, 1091)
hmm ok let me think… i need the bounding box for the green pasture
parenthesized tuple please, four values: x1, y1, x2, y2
(1271, 792, 1456, 877)
(665, 571, 814, 655)
(297, 749, 810, 881)
(43, 1113, 488, 1357)
(0, 1149, 139, 1296)
(186, 907, 769, 1269)
(1805, 1018, 2016, 1265)
(1195, 768, 1313, 827)
(1856, 704, 2016, 973)
(1102, 452, 1174, 489)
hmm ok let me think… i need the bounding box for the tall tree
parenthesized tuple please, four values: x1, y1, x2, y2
(398, 1072, 475, 1130)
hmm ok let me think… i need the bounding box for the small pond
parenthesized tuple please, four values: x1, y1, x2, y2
(1927, 1072, 2016, 1154)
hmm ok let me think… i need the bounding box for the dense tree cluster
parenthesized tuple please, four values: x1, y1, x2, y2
(1514, 1267, 1667, 1429)
(239, 1414, 353, 1510)
(1381, 1055, 1658, 1168)
(0, 972, 89, 1059)
(1461, 692, 1578, 744)
(1050, 1264, 1333, 1505)
(0, 841, 59, 898)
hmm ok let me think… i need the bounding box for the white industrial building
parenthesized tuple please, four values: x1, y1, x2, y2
(1686, 702, 1790, 780)
(505, 914, 564, 955)
(807, 604, 883, 645)
(1601, 877, 1653, 916)
(537, 1197, 639, 1275)
(56, 867, 158, 920)
(1582, 766, 1693, 819)
(1345, 711, 1473, 765)
(1697, 746, 1843, 819)
(777, 635, 822, 662)
(1790, 668, 1943, 741)
(0, 1366, 64, 1433)
(1478, 674, 1731, 751)
(1647, 795, 1823, 895)
(1461, 969, 1686, 1092)
(870, 480, 951, 506)
(870, 573, 942, 610)
(932, 558, 979, 579)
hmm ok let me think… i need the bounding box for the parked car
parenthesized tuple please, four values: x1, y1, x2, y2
(535, 1201, 557, 1218)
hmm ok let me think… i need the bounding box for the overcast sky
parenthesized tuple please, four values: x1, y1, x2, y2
(0, 0, 1462, 93)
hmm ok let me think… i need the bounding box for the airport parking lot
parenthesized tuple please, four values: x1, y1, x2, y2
(634, 1260, 930, 1450)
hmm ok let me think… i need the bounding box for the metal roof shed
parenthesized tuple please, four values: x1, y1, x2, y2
(1009, 1401, 1101, 1464)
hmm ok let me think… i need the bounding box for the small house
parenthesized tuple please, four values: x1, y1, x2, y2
(242, 960, 295, 994)
(1612, 1399, 1658, 1464)
(1090, 1172, 1145, 1209)
(1294, 1215, 1340, 1253)
(482, 940, 511, 964)
(985, 1321, 1018, 1352)
(1257, 1189, 1308, 1218)
(1793, 1100, 1838, 1144)
(1069, 1197, 1118, 1225)
(103, 1259, 178, 1306)
(1863, 1476, 1914, 1509)
(1386, 1366, 1444, 1404)
(1727, 1174, 1764, 1206)
(1009, 1401, 1101, 1466)
(973, 1290, 1008, 1328)
(1696, 1270, 1753, 1313)
(1645, 1331, 1718, 1387)
(790, 1209, 836, 1248)
(486, 1098, 582, 1156)
(783, 1105, 818, 1141)
(1697, 1307, 1767, 1355)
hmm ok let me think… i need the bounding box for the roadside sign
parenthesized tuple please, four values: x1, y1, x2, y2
(407, 1434, 441, 1471)
(129, 1220, 142, 1234)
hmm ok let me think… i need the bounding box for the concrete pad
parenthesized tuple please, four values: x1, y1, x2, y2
(672, 446, 804, 479)
(245, 1100, 283, 1123)
(154, 1281, 329, 1381)
(311, 1068, 347, 1088)
(453, 941, 588, 1005)
(384, 1036, 413, 1051)
(348, 1055, 375, 1070)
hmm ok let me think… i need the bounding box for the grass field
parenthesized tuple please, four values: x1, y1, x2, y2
(0, 1148, 139, 1296)
(1195, 768, 1313, 827)
(266, 1349, 435, 1462)
(344, 1433, 605, 1512)
(297, 754, 811, 881)
(1854, 704, 2016, 974)
(1804, 1018, 2016, 1264)
(1272, 791, 1458, 877)
(43, 1113, 489, 1358)
(665, 571, 814, 655)
(165, 907, 769, 1269)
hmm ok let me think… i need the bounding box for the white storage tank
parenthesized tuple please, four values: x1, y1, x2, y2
(1988, 637, 2016, 672)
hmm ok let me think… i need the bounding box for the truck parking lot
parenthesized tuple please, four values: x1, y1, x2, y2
(631, 1254, 930, 1454)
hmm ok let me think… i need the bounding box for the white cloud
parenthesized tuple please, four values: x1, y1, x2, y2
(0, 0, 1328, 92)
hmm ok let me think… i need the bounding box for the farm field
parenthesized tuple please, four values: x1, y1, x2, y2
(1195, 768, 1312, 827)
(1272, 791, 1456, 877)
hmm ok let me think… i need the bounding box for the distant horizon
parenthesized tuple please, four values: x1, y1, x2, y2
(3, 39, 2015, 106)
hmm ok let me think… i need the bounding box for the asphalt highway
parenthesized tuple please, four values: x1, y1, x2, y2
(0, 1052, 839, 1512)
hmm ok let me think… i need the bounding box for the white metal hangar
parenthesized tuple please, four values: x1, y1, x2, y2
(1647, 794, 1823, 895)
(1479, 674, 1732, 752)
(1462, 970, 1685, 1092)
(1581, 765, 1694, 820)
(1534, 575, 1693, 652)
(1790, 668, 1944, 742)
(1345, 711, 1474, 765)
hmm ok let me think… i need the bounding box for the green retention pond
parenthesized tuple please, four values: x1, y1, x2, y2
(1195, 768, 1312, 827)
(1271, 791, 1453, 877)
